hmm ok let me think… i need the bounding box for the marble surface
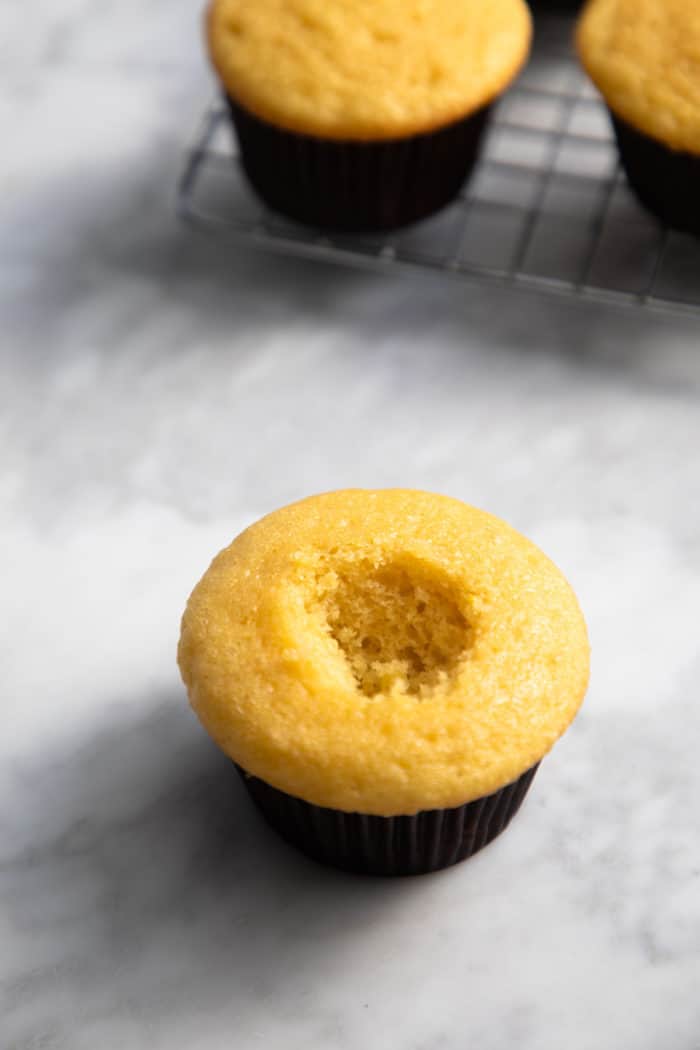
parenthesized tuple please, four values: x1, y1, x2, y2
(3, 3, 700, 1049)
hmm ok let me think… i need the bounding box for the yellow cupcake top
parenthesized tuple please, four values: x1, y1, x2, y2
(179, 491, 589, 816)
(206, 0, 532, 140)
(577, 0, 700, 152)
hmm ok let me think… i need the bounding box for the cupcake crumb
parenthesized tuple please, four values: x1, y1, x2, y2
(312, 556, 472, 699)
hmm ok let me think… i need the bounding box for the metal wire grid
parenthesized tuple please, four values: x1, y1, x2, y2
(177, 18, 700, 316)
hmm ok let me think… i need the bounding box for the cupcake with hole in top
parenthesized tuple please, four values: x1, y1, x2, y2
(178, 490, 589, 876)
(578, 0, 700, 235)
(205, 0, 532, 231)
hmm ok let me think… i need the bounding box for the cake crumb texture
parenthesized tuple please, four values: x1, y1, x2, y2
(207, 0, 532, 140)
(578, 0, 700, 153)
(178, 490, 589, 815)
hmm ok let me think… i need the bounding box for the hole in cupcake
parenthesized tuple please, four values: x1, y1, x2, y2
(318, 559, 471, 698)
(227, 18, 244, 36)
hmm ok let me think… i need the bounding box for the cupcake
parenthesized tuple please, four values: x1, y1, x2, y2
(178, 490, 589, 876)
(206, 0, 532, 231)
(577, 0, 700, 235)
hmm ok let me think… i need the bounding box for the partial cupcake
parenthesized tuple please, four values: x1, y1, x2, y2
(206, 0, 532, 231)
(577, 0, 700, 235)
(178, 490, 590, 876)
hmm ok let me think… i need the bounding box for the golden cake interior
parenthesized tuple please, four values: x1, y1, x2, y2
(309, 554, 472, 700)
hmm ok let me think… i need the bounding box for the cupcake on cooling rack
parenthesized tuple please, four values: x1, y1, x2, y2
(178, 490, 589, 876)
(205, 0, 532, 231)
(578, 0, 700, 235)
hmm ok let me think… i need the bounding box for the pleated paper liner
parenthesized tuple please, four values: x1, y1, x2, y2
(237, 762, 539, 876)
(530, 1, 581, 10)
(226, 96, 492, 232)
(611, 112, 700, 237)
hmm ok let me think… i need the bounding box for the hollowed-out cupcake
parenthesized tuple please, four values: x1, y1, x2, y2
(206, 0, 532, 231)
(178, 490, 589, 877)
(577, 0, 700, 235)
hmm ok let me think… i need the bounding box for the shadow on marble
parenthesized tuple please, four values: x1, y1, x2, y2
(4, 108, 700, 402)
(3, 699, 417, 1045)
(13, 214, 700, 404)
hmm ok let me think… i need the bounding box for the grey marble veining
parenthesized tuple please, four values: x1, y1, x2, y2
(2, 3, 700, 1049)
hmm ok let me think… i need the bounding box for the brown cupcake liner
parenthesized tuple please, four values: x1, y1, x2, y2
(610, 112, 700, 236)
(236, 762, 539, 876)
(226, 95, 492, 232)
(531, 1, 581, 10)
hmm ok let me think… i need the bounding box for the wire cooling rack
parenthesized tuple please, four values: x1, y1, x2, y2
(178, 16, 700, 316)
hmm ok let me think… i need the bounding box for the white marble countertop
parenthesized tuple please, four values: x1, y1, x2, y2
(3, 3, 700, 1048)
